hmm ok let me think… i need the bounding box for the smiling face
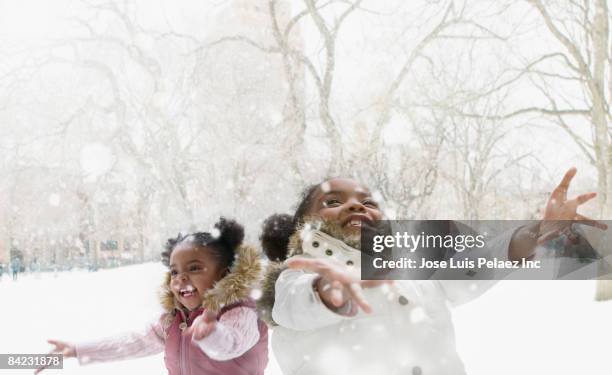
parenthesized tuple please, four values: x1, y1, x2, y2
(168, 241, 226, 311)
(305, 178, 384, 235)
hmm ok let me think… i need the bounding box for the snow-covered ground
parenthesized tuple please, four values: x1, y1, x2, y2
(0, 263, 610, 374)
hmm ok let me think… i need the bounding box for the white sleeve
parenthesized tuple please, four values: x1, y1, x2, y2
(271, 269, 352, 331)
(437, 227, 516, 306)
(76, 319, 165, 365)
(193, 307, 260, 361)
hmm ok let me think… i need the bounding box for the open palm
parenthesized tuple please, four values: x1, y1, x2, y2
(538, 167, 607, 243)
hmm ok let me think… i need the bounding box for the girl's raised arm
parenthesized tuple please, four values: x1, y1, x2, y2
(74, 318, 166, 365)
(188, 307, 261, 361)
(37, 317, 166, 373)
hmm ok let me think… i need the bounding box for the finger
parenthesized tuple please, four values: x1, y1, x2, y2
(575, 214, 608, 230)
(203, 310, 217, 323)
(35, 343, 59, 375)
(46, 339, 62, 349)
(195, 321, 215, 340)
(574, 192, 597, 205)
(192, 325, 203, 340)
(329, 280, 345, 307)
(45, 341, 61, 354)
(361, 280, 394, 288)
(184, 313, 204, 336)
(286, 257, 322, 271)
(555, 167, 577, 198)
(34, 364, 49, 375)
(193, 324, 206, 340)
(204, 322, 216, 337)
(537, 229, 562, 244)
(348, 282, 372, 314)
(289, 257, 357, 285)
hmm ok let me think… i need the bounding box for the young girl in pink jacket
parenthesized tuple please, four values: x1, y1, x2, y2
(39, 217, 268, 375)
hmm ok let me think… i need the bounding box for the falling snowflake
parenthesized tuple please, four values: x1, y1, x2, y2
(250, 288, 263, 300)
(372, 190, 383, 203)
(409, 306, 427, 324)
(320, 181, 331, 193)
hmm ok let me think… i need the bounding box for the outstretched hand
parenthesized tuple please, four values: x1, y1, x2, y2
(538, 167, 607, 243)
(184, 310, 217, 341)
(286, 257, 392, 314)
(34, 339, 76, 374)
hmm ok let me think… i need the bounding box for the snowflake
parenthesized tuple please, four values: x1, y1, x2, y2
(250, 288, 263, 300)
(320, 181, 331, 193)
(409, 307, 427, 324)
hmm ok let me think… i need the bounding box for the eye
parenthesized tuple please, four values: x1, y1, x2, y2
(170, 269, 178, 277)
(323, 199, 342, 207)
(363, 199, 379, 208)
(189, 264, 202, 272)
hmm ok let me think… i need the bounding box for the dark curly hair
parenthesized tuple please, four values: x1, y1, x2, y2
(161, 217, 244, 270)
(259, 181, 327, 261)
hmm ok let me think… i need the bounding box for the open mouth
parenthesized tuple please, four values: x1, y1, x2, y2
(179, 285, 198, 298)
(342, 215, 372, 228)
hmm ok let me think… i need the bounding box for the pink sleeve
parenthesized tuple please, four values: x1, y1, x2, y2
(76, 318, 166, 365)
(192, 306, 260, 361)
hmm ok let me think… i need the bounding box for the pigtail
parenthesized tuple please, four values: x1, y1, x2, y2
(215, 217, 245, 252)
(260, 213, 295, 261)
(259, 182, 323, 261)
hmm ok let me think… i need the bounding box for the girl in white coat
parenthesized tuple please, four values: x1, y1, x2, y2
(257, 170, 603, 375)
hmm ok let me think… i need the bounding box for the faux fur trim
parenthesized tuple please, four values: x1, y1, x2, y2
(159, 243, 262, 316)
(257, 261, 287, 326)
(287, 216, 360, 258)
(257, 217, 357, 326)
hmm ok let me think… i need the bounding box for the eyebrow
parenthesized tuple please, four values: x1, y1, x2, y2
(321, 190, 372, 197)
(169, 259, 203, 268)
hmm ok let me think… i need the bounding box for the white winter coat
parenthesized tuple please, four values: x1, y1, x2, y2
(270, 227, 514, 375)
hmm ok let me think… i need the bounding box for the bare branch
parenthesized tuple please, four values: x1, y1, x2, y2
(526, 0, 591, 79)
(442, 105, 590, 120)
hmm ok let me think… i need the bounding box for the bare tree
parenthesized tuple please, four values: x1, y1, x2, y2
(502, 0, 611, 300)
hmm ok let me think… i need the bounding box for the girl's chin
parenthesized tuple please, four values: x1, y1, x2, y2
(342, 224, 362, 235)
(183, 302, 203, 310)
(177, 296, 203, 310)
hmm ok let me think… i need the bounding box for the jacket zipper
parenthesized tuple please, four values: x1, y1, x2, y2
(178, 310, 188, 375)
(178, 308, 202, 375)
(180, 331, 188, 375)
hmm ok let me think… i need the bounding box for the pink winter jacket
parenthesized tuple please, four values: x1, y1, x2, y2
(76, 244, 269, 374)
(76, 300, 268, 375)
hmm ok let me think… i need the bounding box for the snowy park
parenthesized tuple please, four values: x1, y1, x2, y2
(2, 0, 612, 374)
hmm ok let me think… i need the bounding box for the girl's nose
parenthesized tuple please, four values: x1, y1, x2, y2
(346, 198, 366, 212)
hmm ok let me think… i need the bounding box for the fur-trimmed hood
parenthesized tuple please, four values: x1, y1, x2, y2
(160, 243, 262, 315)
(258, 217, 357, 325)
